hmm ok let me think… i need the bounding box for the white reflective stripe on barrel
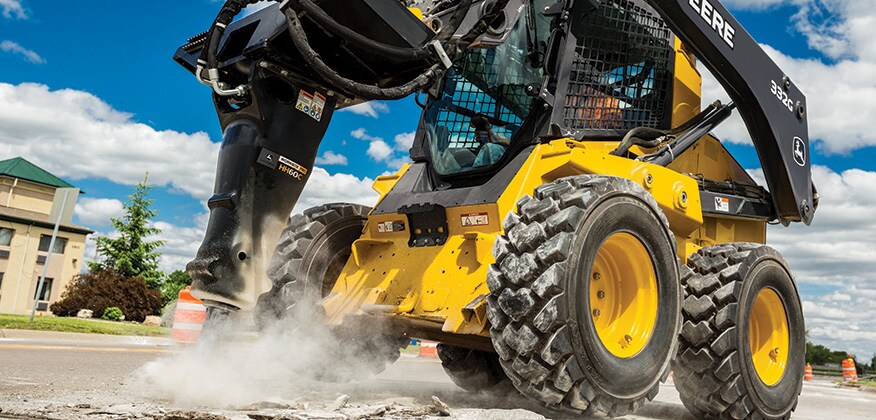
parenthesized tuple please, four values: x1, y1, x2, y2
(176, 302, 207, 312)
(172, 322, 204, 331)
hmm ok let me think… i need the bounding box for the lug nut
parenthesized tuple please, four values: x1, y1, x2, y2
(593, 272, 601, 281)
(597, 290, 605, 299)
(592, 309, 600, 317)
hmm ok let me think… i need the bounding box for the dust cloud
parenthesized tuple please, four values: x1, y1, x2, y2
(131, 305, 396, 408)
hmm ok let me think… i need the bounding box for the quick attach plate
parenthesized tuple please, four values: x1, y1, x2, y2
(399, 203, 449, 247)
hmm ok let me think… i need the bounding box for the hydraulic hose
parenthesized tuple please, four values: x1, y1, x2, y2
(610, 101, 721, 157)
(293, 0, 433, 62)
(284, 7, 442, 99)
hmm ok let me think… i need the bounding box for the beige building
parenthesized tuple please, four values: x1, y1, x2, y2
(0, 157, 92, 315)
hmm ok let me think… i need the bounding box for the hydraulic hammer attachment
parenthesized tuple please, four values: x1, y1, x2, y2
(186, 74, 336, 310)
(176, 0, 512, 309)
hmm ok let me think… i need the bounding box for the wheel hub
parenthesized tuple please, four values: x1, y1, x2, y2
(749, 287, 789, 386)
(589, 232, 658, 358)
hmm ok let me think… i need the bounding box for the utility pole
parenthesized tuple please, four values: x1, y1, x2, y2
(30, 189, 70, 322)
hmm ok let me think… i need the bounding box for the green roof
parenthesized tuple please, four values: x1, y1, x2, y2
(0, 157, 76, 189)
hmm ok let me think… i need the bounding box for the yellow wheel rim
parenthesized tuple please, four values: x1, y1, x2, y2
(749, 288, 789, 386)
(589, 232, 659, 358)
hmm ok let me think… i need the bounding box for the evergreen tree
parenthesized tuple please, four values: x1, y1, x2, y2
(89, 176, 165, 289)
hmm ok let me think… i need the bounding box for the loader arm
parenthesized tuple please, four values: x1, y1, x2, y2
(643, 0, 814, 224)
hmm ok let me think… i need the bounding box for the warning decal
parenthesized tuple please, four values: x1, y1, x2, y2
(295, 90, 313, 115)
(295, 89, 326, 121)
(715, 197, 730, 212)
(461, 212, 489, 227)
(377, 220, 406, 233)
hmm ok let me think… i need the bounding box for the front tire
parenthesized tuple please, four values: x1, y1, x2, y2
(254, 203, 406, 380)
(672, 243, 804, 419)
(487, 175, 681, 417)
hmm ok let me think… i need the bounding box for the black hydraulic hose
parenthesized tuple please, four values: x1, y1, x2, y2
(284, 7, 442, 99)
(610, 127, 667, 157)
(292, 0, 433, 62)
(201, 0, 253, 69)
(610, 101, 721, 157)
(438, 0, 474, 42)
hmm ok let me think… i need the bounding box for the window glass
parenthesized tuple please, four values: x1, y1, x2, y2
(38, 235, 67, 254)
(423, 12, 543, 175)
(34, 278, 53, 301)
(0, 228, 12, 246)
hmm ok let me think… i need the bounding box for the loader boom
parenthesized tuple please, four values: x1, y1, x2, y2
(645, 0, 813, 224)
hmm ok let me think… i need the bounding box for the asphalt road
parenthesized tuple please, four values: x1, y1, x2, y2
(1, 333, 874, 419)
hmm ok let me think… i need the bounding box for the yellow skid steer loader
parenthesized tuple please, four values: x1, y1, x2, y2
(176, 0, 815, 417)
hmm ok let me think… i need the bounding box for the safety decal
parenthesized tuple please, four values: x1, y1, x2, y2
(377, 220, 406, 233)
(715, 196, 730, 212)
(295, 89, 326, 121)
(461, 212, 489, 227)
(257, 148, 309, 182)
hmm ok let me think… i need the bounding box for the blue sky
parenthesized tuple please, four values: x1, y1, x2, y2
(2, 0, 876, 356)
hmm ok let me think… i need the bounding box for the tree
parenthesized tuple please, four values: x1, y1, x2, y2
(161, 270, 192, 304)
(88, 176, 165, 289)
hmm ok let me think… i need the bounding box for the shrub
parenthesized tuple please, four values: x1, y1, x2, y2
(101, 306, 124, 321)
(50, 269, 162, 322)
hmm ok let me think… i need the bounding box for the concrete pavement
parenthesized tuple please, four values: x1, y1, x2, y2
(1, 332, 874, 419)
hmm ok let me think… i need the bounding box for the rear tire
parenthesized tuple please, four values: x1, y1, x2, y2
(672, 243, 804, 419)
(254, 203, 406, 381)
(487, 175, 681, 417)
(437, 344, 512, 392)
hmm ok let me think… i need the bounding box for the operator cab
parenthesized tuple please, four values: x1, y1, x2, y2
(419, 0, 675, 177)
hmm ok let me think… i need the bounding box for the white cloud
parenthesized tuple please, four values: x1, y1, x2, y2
(366, 140, 394, 162)
(393, 131, 415, 151)
(0, 0, 25, 19)
(0, 40, 43, 64)
(754, 165, 876, 357)
(352, 128, 413, 168)
(242, 0, 272, 16)
(314, 151, 348, 166)
(74, 197, 124, 227)
(295, 167, 379, 210)
(0, 83, 219, 200)
(339, 102, 389, 118)
(702, 0, 876, 155)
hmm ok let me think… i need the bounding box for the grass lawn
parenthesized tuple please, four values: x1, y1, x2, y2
(0, 314, 169, 337)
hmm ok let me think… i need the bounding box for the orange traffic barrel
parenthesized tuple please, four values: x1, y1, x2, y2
(171, 286, 206, 344)
(804, 363, 813, 381)
(842, 357, 858, 382)
(419, 340, 438, 358)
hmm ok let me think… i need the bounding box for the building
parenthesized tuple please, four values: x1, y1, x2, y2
(0, 157, 93, 315)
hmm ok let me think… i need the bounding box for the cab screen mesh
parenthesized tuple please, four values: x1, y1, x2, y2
(564, 0, 673, 133)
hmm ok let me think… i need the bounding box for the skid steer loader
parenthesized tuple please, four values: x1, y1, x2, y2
(176, 0, 815, 417)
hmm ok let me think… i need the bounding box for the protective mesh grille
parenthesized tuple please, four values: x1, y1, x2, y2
(564, 0, 673, 132)
(434, 50, 532, 149)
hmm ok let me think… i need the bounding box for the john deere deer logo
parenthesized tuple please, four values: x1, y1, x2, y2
(793, 137, 806, 167)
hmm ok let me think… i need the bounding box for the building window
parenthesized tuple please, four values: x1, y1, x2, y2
(38, 235, 67, 254)
(34, 277, 53, 301)
(0, 272, 4, 297)
(0, 228, 12, 246)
